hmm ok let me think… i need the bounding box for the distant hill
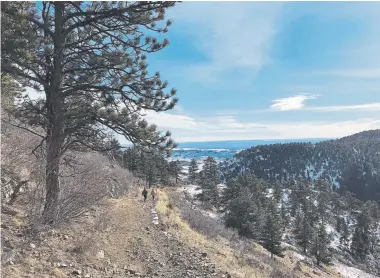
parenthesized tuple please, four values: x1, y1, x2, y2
(177, 138, 329, 150)
(221, 130, 380, 203)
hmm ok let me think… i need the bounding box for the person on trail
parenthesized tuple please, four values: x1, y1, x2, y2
(151, 189, 156, 201)
(142, 188, 148, 202)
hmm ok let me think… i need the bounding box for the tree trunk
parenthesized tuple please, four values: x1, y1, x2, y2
(43, 92, 64, 223)
(42, 2, 65, 224)
(43, 133, 63, 223)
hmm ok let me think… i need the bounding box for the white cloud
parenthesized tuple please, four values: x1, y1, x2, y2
(305, 102, 380, 112)
(144, 110, 198, 130)
(168, 2, 283, 84)
(314, 68, 380, 78)
(270, 94, 319, 111)
(127, 108, 380, 143)
(269, 99, 380, 113)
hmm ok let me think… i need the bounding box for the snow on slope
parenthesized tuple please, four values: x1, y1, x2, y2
(334, 262, 377, 278)
(180, 184, 377, 278)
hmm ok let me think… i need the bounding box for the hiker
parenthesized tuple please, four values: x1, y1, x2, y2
(142, 187, 148, 202)
(151, 189, 156, 201)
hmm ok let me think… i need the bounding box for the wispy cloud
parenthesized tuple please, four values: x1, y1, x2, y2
(168, 2, 283, 84)
(118, 107, 380, 143)
(305, 102, 380, 112)
(270, 94, 319, 111)
(314, 68, 380, 78)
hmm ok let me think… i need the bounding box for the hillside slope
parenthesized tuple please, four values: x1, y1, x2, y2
(221, 130, 380, 202)
(1, 188, 233, 278)
(3, 186, 358, 278)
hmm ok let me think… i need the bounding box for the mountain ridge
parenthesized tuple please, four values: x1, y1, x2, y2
(220, 129, 380, 203)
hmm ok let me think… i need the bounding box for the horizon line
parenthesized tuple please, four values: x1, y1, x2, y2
(176, 137, 333, 145)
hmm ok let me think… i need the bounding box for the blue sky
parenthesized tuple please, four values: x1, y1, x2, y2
(25, 2, 380, 144)
(136, 2, 380, 143)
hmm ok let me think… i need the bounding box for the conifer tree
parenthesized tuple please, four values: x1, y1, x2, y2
(289, 182, 301, 217)
(316, 189, 331, 224)
(351, 208, 371, 260)
(262, 199, 283, 258)
(169, 160, 183, 185)
(2, 1, 178, 223)
(365, 201, 380, 254)
(198, 156, 220, 205)
(294, 201, 314, 253)
(332, 192, 347, 231)
(188, 158, 199, 184)
(123, 146, 140, 173)
(273, 183, 283, 203)
(339, 218, 350, 247)
(311, 222, 331, 265)
(224, 187, 265, 239)
(221, 175, 243, 209)
(1, 75, 24, 112)
(352, 201, 380, 259)
(280, 198, 290, 232)
(157, 155, 171, 186)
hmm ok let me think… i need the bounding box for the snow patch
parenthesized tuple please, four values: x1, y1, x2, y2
(181, 184, 202, 198)
(334, 262, 377, 278)
(151, 209, 159, 225)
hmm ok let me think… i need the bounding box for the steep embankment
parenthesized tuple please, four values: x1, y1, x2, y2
(155, 188, 354, 278)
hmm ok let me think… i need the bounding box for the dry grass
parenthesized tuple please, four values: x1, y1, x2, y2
(1, 115, 137, 227)
(170, 191, 238, 240)
(155, 188, 269, 278)
(155, 188, 342, 278)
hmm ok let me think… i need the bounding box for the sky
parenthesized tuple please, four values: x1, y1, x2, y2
(134, 1, 380, 143)
(25, 2, 380, 144)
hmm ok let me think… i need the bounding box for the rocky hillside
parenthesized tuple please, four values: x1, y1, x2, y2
(1, 188, 233, 278)
(2, 186, 355, 278)
(221, 130, 380, 202)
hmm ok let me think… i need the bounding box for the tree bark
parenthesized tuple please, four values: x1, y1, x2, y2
(42, 2, 65, 224)
(43, 131, 63, 222)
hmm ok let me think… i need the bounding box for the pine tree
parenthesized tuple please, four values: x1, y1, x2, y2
(157, 155, 171, 186)
(141, 152, 158, 188)
(198, 156, 220, 205)
(169, 160, 184, 185)
(262, 199, 283, 258)
(315, 184, 331, 224)
(273, 183, 283, 203)
(1, 75, 24, 112)
(188, 158, 199, 184)
(339, 218, 350, 247)
(2, 2, 178, 223)
(351, 202, 373, 261)
(221, 176, 243, 210)
(331, 192, 347, 231)
(289, 182, 301, 217)
(294, 201, 314, 253)
(311, 222, 331, 265)
(122, 147, 140, 172)
(352, 201, 380, 258)
(280, 198, 290, 232)
(344, 191, 361, 217)
(224, 187, 265, 239)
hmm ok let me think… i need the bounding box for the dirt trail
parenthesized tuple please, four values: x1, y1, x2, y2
(98, 192, 230, 277)
(1, 189, 230, 278)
